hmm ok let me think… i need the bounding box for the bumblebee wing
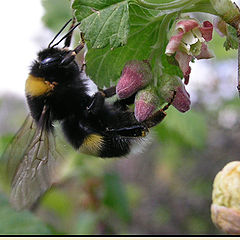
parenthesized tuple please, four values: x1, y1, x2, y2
(10, 122, 61, 210)
(1, 114, 36, 187)
(2, 108, 62, 210)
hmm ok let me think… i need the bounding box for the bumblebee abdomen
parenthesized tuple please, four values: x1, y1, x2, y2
(62, 115, 132, 158)
(25, 74, 52, 97)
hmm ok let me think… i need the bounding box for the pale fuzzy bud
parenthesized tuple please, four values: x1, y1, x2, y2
(116, 60, 152, 99)
(211, 161, 240, 234)
(159, 75, 191, 113)
(134, 87, 159, 122)
(211, 204, 240, 234)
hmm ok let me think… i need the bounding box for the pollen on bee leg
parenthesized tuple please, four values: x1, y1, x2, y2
(141, 130, 148, 137)
(44, 81, 56, 90)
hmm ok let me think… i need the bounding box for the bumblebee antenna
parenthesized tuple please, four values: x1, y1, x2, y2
(50, 22, 81, 49)
(48, 19, 72, 48)
(64, 18, 76, 47)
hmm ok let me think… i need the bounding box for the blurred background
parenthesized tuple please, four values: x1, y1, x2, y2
(0, 0, 239, 235)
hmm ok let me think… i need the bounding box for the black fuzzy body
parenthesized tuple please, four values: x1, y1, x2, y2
(26, 48, 141, 157)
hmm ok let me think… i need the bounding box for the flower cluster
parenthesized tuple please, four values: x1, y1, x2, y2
(116, 17, 214, 122)
(116, 60, 157, 121)
(165, 18, 214, 84)
(116, 59, 191, 122)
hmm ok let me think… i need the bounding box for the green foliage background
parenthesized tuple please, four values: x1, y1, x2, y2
(0, 0, 238, 235)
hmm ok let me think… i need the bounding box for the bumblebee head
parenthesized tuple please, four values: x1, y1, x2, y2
(26, 20, 84, 97)
(38, 19, 83, 71)
(37, 48, 72, 70)
(30, 19, 84, 80)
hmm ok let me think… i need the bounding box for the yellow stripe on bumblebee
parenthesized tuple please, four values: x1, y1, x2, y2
(79, 134, 104, 156)
(25, 74, 53, 97)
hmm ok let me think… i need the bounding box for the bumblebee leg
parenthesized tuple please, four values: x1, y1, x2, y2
(101, 86, 116, 98)
(113, 93, 137, 110)
(142, 110, 167, 128)
(60, 32, 85, 66)
(106, 90, 176, 136)
(143, 90, 176, 128)
(105, 106, 166, 138)
(106, 125, 148, 138)
(87, 91, 106, 115)
(87, 86, 116, 115)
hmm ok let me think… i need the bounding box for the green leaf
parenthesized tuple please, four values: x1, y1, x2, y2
(103, 173, 131, 222)
(73, 0, 130, 48)
(0, 193, 51, 234)
(209, 32, 237, 59)
(84, 4, 164, 87)
(224, 24, 238, 51)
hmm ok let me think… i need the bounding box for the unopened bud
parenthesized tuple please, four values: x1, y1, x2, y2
(211, 161, 240, 234)
(116, 60, 152, 99)
(134, 87, 159, 122)
(159, 74, 191, 113)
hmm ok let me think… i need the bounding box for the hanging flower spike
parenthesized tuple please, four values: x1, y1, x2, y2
(165, 18, 214, 84)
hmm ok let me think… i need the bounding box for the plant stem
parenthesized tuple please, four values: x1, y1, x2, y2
(238, 38, 240, 97)
(149, 13, 177, 85)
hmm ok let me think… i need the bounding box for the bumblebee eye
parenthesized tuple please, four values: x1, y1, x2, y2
(41, 57, 55, 65)
(40, 56, 61, 68)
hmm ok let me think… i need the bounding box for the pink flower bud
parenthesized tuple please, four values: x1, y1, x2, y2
(116, 60, 152, 99)
(173, 85, 191, 112)
(134, 87, 159, 122)
(159, 75, 191, 113)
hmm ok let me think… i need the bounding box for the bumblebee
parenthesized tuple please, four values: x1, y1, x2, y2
(1, 19, 174, 210)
